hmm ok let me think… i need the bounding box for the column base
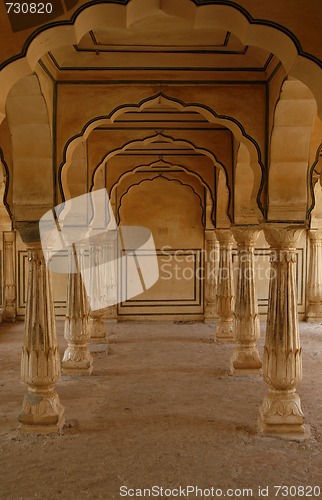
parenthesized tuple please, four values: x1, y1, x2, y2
(230, 346, 262, 375)
(3, 305, 16, 322)
(258, 388, 309, 440)
(62, 345, 93, 375)
(104, 305, 118, 322)
(88, 316, 106, 343)
(18, 388, 65, 434)
(306, 303, 322, 322)
(204, 304, 218, 322)
(215, 318, 235, 343)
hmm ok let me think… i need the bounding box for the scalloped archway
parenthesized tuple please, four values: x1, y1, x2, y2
(0, 0, 321, 122)
(59, 93, 264, 217)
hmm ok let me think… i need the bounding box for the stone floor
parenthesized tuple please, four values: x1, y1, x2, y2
(0, 320, 322, 499)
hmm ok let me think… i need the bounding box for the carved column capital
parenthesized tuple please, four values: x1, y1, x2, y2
(205, 230, 217, 245)
(215, 229, 235, 247)
(232, 226, 260, 247)
(263, 224, 303, 249)
(14, 221, 41, 244)
(308, 229, 322, 242)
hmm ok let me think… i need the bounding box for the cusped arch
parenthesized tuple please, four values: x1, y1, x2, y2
(0, 0, 321, 123)
(60, 93, 264, 216)
(88, 132, 227, 222)
(100, 158, 216, 226)
(90, 132, 223, 184)
(108, 159, 213, 202)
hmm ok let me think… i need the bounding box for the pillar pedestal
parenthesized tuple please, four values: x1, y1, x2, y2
(18, 242, 64, 433)
(306, 229, 322, 322)
(230, 227, 262, 375)
(215, 230, 235, 343)
(258, 225, 309, 440)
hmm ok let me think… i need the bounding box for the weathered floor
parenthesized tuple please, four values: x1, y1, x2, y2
(0, 320, 322, 499)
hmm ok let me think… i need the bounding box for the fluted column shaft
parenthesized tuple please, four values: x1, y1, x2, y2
(258, 225, 309, 439)
(204, 231, 218, 321)
(103, 236, 118, 322)
(62, 245, 93, 375)
(18, 243, 64, 433)
(3, 231, 16, 321)
(88, 242, 106, 342)
(306, 229, 322, 322)
(215, 229, 235, 343)
(231, 227, 262, 375)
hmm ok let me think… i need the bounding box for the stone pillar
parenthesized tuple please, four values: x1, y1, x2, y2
(215, 229, 235, 343)
(258, 225, 309, 439)
(3, 230, 16, 321)
(306, 229, 322, 322)
(62, 245, 93, 375)
(204, 231, 218, 322)
(103, 235, 118, 323)
(230, 227, 262, 375)
(18, 241, 65, 433)
(87, 242, 106, 342)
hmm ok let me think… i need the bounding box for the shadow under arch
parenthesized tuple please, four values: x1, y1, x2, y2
(105, 160, 216, 225)
(0, 148, 12, 221)
(59, 92, 264, 218)
(268, 78, 318, 222)
(100, 158, 215, 226)
(118, 175, 205, 227)
(308, 144, 322, 220)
